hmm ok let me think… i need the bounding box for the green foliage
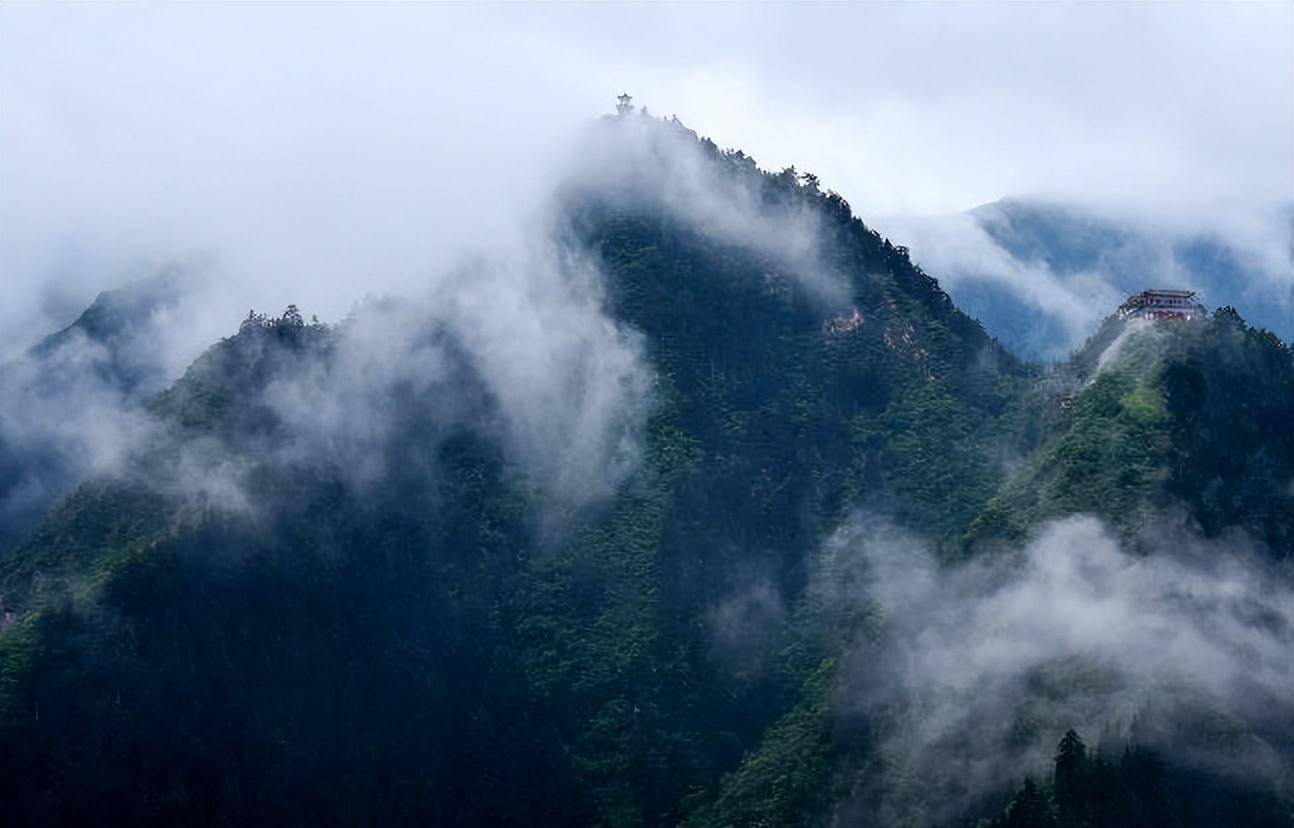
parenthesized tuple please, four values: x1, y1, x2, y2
(965, 313, 1294, 555)
(688, 660, 838, 828)
(0, 616, 39, 732)
(1158, 311, 1294, 555)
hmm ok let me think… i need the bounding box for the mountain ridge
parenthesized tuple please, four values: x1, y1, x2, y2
(882, 196, 1293, 360)
(0, 114, 1289, 828)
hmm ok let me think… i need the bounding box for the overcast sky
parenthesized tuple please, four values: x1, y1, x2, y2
(2, 2, 1290, 349)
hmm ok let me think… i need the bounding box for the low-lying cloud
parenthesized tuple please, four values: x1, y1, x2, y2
(0, 271, 237, 547)
(261, 241, 653, 506)
(564, 113, 850, 308)
(815, 513, 1294, 825)
(876, 203, 1294, 359)
(1, 102, 874, 547)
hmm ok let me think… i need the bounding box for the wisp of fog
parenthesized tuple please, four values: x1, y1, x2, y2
(814, 513, 1293, 825)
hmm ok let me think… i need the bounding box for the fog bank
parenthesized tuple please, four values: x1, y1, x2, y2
(815, 513, 1294, 824)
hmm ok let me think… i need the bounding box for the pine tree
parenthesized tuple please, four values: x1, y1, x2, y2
(1003, 778, 1057, 828)
(1054, 729, 1089, 825)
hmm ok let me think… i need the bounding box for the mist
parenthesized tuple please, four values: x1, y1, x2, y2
(875, 204, 1294, 358)
(814, 513, 1294, 825)
(5, 93, 880, 539)
(257, 241, 655, 506)
(4, 3, 1289, 356)
(563, 113, 850, 307)
(3, 7, 1292, 826)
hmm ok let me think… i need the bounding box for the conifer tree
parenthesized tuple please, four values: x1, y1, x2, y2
(1054, 729, 1089, 825)
(1003, 778, 1057, 828)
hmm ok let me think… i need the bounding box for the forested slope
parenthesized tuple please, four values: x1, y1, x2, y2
(965, 309, 1294, 557)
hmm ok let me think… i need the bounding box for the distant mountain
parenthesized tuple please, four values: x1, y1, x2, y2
(0, 271, 189, 554)
(29, 269, 190, 397)
(886, 197, 1294, 359)
(0, 115, 1289, 828)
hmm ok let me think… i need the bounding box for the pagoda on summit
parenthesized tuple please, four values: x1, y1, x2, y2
(1117, 289, 1206, 322)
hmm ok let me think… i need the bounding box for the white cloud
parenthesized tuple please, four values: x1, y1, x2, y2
(816, 513, 1294, 825)
(2, 3, 1288, 352)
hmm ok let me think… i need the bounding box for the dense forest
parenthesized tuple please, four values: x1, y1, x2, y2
(0, 112, 1290, 827)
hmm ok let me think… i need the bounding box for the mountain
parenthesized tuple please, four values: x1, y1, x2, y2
(966, 309, 1294, 556)
(0, 271, 190, 554)
(28, 270, 190, 397)
(0, 114, 1290, 828)
(883, 198, 1294, 360)
(696, 311, 1293, 828)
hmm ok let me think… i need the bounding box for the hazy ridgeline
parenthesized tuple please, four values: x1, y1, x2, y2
(0, 108, 1290, 828)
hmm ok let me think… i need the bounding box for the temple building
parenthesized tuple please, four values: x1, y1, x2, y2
(1117, 289, 1206, 322)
